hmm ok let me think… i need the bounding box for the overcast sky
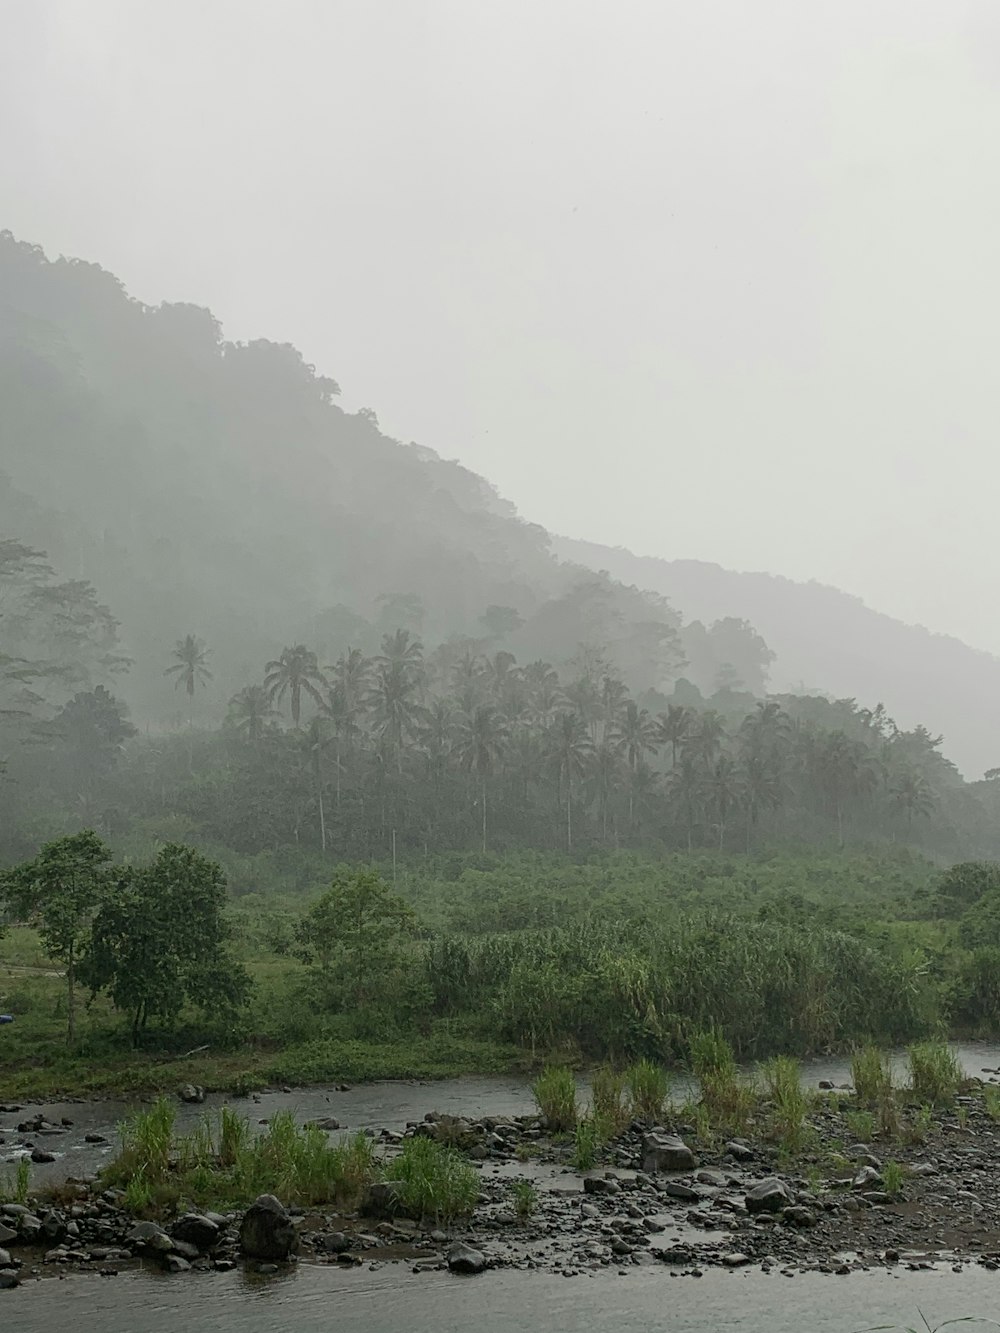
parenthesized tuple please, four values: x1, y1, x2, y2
(4, 1, 1000, 652)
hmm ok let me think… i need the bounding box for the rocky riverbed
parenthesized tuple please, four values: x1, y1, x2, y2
(6, 1075, 1000, 1292)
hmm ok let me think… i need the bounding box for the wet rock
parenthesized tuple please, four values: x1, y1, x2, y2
(852, 1166, 882, 1190)
(745, 1178, 793, 1215)
(447, 1242, 486, 1275)
(665, 1181, 700, 1202)
(30, 1147, 56, 1164)
(178, 1084, 205, 1104)
(723, 1252, 752, 1267)
(642, 1132, 695, 1173)
(361, 1180, 410, 1219)
(783, 1206, 817, 1227)
(84, 1133, 108, 1144)
(127, 1221, 174, 1254)
(171, 1213, 220, 1249)
(0, 1249, 11, 1267)
(164, 1254, 191, 1273)
(818, 1080, 835, 1090)
(0, 1224, 16, 1246)
(725, 1141, 754, 1162)
(41, 1210, 67, 1244)
(308, 1117, 341, 1132)
(583, 1175, 621, 1196)
(0, 1269, 19, 1290)
(239, 1195, 299, 1261)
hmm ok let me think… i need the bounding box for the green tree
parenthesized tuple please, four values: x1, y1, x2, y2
(294, 868, 415, 1006)
(227, 683, 275, 743)
(656, 704, 691, 768)
(264, 644, 326, 726)
(547, 710, 594, 850)
(83, 843, 251, 1045)
(165, 634, 213, 699)
(2, 830, 113, 1043)
(454, 704, 509, 852)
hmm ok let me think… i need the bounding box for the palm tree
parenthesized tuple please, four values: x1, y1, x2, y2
(454, 704, 509, 851)
(891, 764, 935, 831)
(739, 750, 784, 850)
(369, 631, 426, 771)
(656, 704, 691, 768)
(264, 645, 326, 726)
(668, 754, 703, 851)
(547, 710, 594, 850)
(611, 701, 659, 827)
(587, 737, 625, 844)
(705, 754, 741, 850)
(227, 684, 274, 743)
(165, 635, 212, 702)
(684, 709, 726, 769)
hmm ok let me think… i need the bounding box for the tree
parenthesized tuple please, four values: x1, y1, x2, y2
(891, 764, 935, 830)
(454, 704, 509, 851)
(294, 868, 415, 1007)
(369, 630, 425, 769)
(656, 704, 691, 768)
(165, 634, 213, 699)
(83, 843, 251, 1045)
(1, 830, 113, 1043)
(49, 684, 137, 801)
(547, 710, 593, 850)
(227, 683, 275, 743)
(264, 644, 326, 726)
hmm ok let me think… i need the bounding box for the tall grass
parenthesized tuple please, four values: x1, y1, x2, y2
(908, 1042, 962, 1105)
(625, 1059, 669, 1123)
(851, 1046, 893, 1107)
(573, 1116, 601, 1170)
(592, 1065, 631, 1135)
(383, 1137, 479, 1222)
(105, 1096, 177, 1186)
(690, 1029, 755, 1129)
(760, 1055, 810, 1151)
(510, 1178, 538, 1220)
(532, 1066, 578, 1132)
(0, 1156, 30, 1205)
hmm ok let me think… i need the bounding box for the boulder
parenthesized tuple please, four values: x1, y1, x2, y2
(0, 1249, 10, 1267)
(664, 1181, 700, 1202)
(30, 1148, 56, 1164)
(41, 1210, 67, 1244)
(852, 1165, 882, 1190)
(178, 1084, 206, 1104)
(783, 1205, 817, 1227)
(724, 1141, 754, 1162)
(238, 1195, 299, 1261)
(446, 1242, 486, 1275)
(171, 1213, 220, 1250)
(360, 1180, 409, 1220)
(321, 1231, 351, 1254)
(0, 1270, 19, 1290)
(583, 1175, 621, 1196)
(641, 1132, 695, 1173)
(0, 1223, 16, 1246)
(745, 1178, 792, 1215)
(164, 1254, 192, 1273)
(308, 1117, 341, 1132)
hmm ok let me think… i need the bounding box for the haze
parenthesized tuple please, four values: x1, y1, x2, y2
(4, 0, 1000, 652)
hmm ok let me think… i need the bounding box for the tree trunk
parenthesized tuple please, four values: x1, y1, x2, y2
(318, 785, 327, 854)
(566, 772, 573, 851)
(481, 776, 488, 854)
(66, 942, 76, 1046)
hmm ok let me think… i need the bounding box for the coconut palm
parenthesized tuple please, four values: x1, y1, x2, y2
(454, 703, 509, 851)
(264, 645, 326, 726)
(369, 631, 426, 771)
(227, 684, 275, 743)
(547, 710, 594, 850)
(891, 764, 935, 831)
(705, 754, 741, 850)
(656, 703, 692, 768)
(165, 635, 212, 699)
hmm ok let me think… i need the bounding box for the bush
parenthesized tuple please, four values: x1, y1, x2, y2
(383, 1137, 479, 1222)
(690, 1029, 753, 1127)
(908, 1042, 962, 1105)
(572, 1117, 601, 1170)
(592, 1065, 631, 1135)
(760, 1055, 810, 1150)
(511, 1178, 538, 1220)
(532, 1066, 578, 1132)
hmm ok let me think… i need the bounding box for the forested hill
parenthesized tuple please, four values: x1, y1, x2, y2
(0, 230, 707, 721)
(555, 537, 1000, 780)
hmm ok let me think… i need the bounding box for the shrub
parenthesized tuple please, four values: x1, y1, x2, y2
(908, 1042, 962, 1105)
(532, 1066, 578, 1132)
(383, 1137, 479, 1222)
(844, 1109, 875, 1143)
(625, 1060, 668, 1124)
(760, 1055, 810, 1151)
(984, 1087, 1000, 1122)
(0, 1157, 30, 1206)
(882, 1159, 907, 1197)
(105, 1097, 177, 1186)
(851, 1046, 893, 1107)
(690, 1029, 753, 1128)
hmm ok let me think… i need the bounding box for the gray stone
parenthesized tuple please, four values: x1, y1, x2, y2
(665, 1181, 700, 1202)
(783, 1205, 817, 1227)
(745, 1178, 792, 1215)
(360, 1180, 410, 1219)
(583, 1175, 621, 1196)
(852, 1166, 882, 1190)
(322, 1231, 351, 1254)
(447, 1242, 486, 1275)
(308, 1117, 341, 1131)
(0, 1224, 15, 1245)
(177, 1084, 206, 1104)
(164, 1254, 191, 1273)
(239, 1195, 299, 1261)
(642, 1132, 695, 1173)
(126, 1221, 174, 1253)
(171, 1213, 220, 1249)
(41, 1210, 67, 1243)
(723, 1251, 752, 1267)
(0, 1269, 19, 1290)
(725, 1141, 754, 1162)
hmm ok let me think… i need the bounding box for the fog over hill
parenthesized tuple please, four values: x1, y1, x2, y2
(556, 537, 1000, 780)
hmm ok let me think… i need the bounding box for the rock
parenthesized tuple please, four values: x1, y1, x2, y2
(361, 1180, 409, 1219)
(583, 1175, 621, 1196)
(642, 1132, 695, 1173)
(783, 1206, 817, 1227)
(239, 1195, 299, 1261)
(178, 1084, 206, 1104)
(723, 1252, 752, 1267)
(171, 1213, 220, 1250)
(84, 1133, 108, 1144)
(30, 1148, 56, 1164)
(852, 1166, 882, 1190)
(0, 1269, 19, 1290)
(818, 1080, 835, 1090)
(665, 1182, 700, 1202)
(309, 1116, 341, 1131)
(745, 1178, 793, 1215)
(0, 1249, 10, 1267)
(164, 1254, 191, 1273)
(18, 1215, 42, 1240)
(126, 1221, 174, 1253)
(725, 1141, 754, 1162)
(321, 1231, 351, 1254)
(0, 1224, 16, 1245)
(41, 1210, 67, 1244)
(447, 1242, 486, 1275)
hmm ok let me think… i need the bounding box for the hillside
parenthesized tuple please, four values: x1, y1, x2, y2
(555, 537, 1000, 779)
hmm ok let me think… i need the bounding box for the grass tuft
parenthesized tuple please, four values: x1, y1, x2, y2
(383, 1137, 479, 1222)
(532, 1066, 578, 1132)
(510, 1178, 538, 1220)
(592, 1065, 631, 1135)
(851, 1046, 893, 1107)
(908, 1042, 962, 1106)
(625, 1059, 669, 1124)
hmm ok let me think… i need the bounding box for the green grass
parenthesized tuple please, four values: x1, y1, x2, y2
(0, 1157, 30, 1205)
(625, 1059, 669, 1124)
(383, 1137, 479, 1222)
(882, 1159, 907, 1197)
(760, 1055, 811, 1151)
(908, 1042, 962, 1106)
(690, 1029, 755, 1130)
(591, 1065, 631, 1135)
(851, 1046, 893, 1107)
(844, 1109, 875, 1143)
(572, 1116, 602, 1170)
(510, 1178, 538, 1220)
(984, 1087, 1000, 1122)
(532, 1066, 578, 1132)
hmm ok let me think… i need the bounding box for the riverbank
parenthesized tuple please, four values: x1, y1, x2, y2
(7, 1052, 1000, 1292)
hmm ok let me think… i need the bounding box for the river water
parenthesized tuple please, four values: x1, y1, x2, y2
(7, 1262, 1000, 1333)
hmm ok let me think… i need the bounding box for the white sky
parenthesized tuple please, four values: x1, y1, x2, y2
(4, 0, 1000, 651)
